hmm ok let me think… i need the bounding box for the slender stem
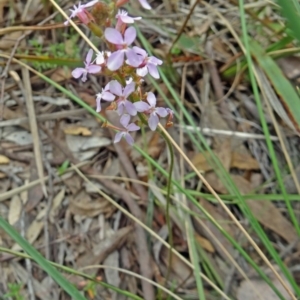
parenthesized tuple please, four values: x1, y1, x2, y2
(160, 129, 174, 287)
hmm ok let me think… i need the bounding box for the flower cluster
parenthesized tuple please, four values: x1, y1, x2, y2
(68, 0, 173, 145)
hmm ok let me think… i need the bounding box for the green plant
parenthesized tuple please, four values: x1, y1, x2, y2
(3, 283, 24, 300)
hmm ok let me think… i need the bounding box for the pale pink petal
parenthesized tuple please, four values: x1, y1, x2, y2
(125, 100, 137, 116)
(149, 56, 163, 65)
(156, 107, 168, 117)
(114, 132, 124, 143)
(86, 49, 93, 64)
(148, 113, 159, 131)
(132, 46, 147, 58)
(123, 82, 135, 98)
(120, 114, 130, 126)
(125, 133, 134, 145)
(126, 49, 142, 67)
(148, 64, 159, 79)
(139, 0, 151, 9)
(96, 97, 102, 112)
(82, 0, 98, 8)
(136, 66, 148, 77)
(134, 101, 150, 112)
(120, 114, 130, 127)
(105, 28, 124, 44)
(109, 80, 123, 96)
(72, 68, 85, 78)
(124, 27, 136, 45)
(81, 72, 88, 82)
(117, 103, 125, 115)
(107, 50, 124, 71)
(96, 52, 105, 64)
(120, 15, 134, 23)
(102, 91, 115, 101)
(147, 92, 156, 107)
(87, 65, 101, 74)
(127, 123, 140, 131)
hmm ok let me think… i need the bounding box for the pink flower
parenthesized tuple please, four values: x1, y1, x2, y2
(64, 0, 98, 25)
(72, 49, 101, 82)
(96, 83, 115, 112)
(132, 47, 162, 79)
(139, 0, 151, 9)
(114, 114, 140, 145)
(116, 10, 141, 24)
(104, 27, 142, 71)
(109, 80, 137, 116)
(134, 92, 168, 131)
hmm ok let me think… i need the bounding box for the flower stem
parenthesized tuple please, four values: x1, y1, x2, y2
(160, 128, 174, 288)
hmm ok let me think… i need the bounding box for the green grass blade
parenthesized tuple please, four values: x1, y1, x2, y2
(0, 217, 87, 300)
(276, 0, 300, 43)
(238, 0, 300, 297)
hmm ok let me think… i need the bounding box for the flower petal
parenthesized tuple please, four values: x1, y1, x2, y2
(123, 82, 135, 98)
(105, 28, 124, 45)
(126, 49, 142, 67)
(124, 27, 136, 45)
(147, 92, 157, 107)
(125, 100, 137, 116)
(134, 101, 150, 112)
(149, 56, 163, 65)
(114, 132, 124, 143)
(148, 64, 159, 79)
(124, 133, 134, 145)
(102, 91, 115, 101)
(87, 65, 101, 74)
(117, 103, 124, 115)
(109, 80, 123, 96)
(132, 46, 147, 58)
(127, 123, 140, 131)
(86, 49, 93, 64)
(96, 97, 102, 112)
(138, 0, 151, 9)
(72, 68, 85, 79)
(107, 50, 124, 71)
(148, 113, 159, 131)
(136, 66, 148, 77)
(120, 114, 130, 127)
(120, 15, 134, 23)
(96, 52, 105, 64)
(156, 107, 168, 117)
(82, 0, 98, 8)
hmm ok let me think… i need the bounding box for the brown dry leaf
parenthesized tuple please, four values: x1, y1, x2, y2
(232, 175, 298, 243)
(191, 151, 212, 172)
(25, 160, 44, 212)
(68, 226, 133, 284)
(8, 195, 22, 225)
(195, 233, 215, 253)
(205, 171, 228, 194)
(192, 150, 259, 172)
(69, 190, 111, 217)
(215, 139, 232, 171)
(78, 92, 97, 107)
(237, 268, 293, 300)
(160, 246, 194, 287)
(0, 155, 10, 164)
(49, 188, 65, 222)
(50, 68, 72, 82)
(12, 208, 46, 251)
(0, 31, 22, 49)
(231, 152, 260, 170)
(63, 125, 92, 136)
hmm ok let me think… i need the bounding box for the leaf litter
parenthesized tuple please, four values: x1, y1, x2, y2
(0, 0, 300, 299)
